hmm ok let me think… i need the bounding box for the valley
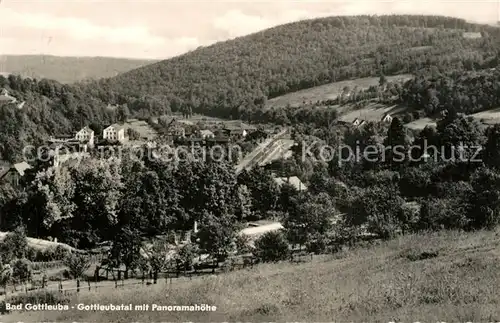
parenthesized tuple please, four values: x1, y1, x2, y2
(1, 12, 500, 322)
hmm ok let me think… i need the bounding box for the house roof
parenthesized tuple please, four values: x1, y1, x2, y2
(105, 124, 126, 131)
(12, 162, 31, 176)
(239, 222, 284, 236)
(274, 176, 307, 191)
(78, 126, 94, 134)
(200, 129, 214, 136)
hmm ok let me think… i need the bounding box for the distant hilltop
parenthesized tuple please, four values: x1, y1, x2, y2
(0, 55, 158, 84)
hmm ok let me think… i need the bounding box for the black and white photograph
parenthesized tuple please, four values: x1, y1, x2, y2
(1, 0, 500, 321)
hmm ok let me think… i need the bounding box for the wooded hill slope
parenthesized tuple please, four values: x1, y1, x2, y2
(90, 15, 500, 118)
(1, 15, 500, 162)
(0, 55, 157, 84)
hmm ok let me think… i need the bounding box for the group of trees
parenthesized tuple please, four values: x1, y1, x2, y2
(399, 69, 500, 117)
(0, 152, 298, 249)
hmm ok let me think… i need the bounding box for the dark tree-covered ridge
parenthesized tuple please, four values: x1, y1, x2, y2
(91, 15, 500, 118)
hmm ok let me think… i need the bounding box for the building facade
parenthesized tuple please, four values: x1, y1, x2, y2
(103, 124, 126, 142)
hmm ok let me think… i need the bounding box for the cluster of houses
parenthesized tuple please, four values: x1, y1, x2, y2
(349, 113, 393, 128)
(161, 117, 268, 145)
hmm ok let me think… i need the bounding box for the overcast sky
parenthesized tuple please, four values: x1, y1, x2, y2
(1, 0, 499, 60)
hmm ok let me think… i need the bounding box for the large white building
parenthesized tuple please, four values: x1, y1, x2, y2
(103, 124, 126, 142)
(75, 126, 95, 146)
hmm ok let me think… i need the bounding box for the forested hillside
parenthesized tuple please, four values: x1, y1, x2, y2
(2, 15, 500, 162)
(0, 55, 156, 84)
(90, 15, 500, 118)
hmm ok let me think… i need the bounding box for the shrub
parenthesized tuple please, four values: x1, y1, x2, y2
(63, 253, 91, 279)
(25, 246, 37, 262)
(416, 198, 470, 231)
(53, 245, 71, 261)
(176, 243, 198, 271)
(12, 259, 32, 285)
(402, 113, 414, 124)
(235, 235, 251, 255)
(0, 227, 28, 263)
(305, 233, 330, 254)
(254, 231, 289, 262)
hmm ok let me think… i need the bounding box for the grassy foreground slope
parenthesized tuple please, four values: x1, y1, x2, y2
(0, 55, 157, 84)
(9, 230, 500, 322)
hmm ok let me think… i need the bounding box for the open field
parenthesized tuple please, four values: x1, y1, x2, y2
(405, 117, 438, 130)
(7, 229, 500, 322)
(404, 109, 500, 131)
(266, 74, 413, 108)
(0, 232, 74, 252)
(470, 108, 500, 125)
(123, 119, 158, 140)
(175, 114, 227, 126)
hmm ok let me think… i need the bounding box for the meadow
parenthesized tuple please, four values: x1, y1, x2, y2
(6, 229, 500, 322)
(123, 119, 158, 140)
(265, 74, 413, 108)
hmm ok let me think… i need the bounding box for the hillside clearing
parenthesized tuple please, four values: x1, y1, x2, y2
(470, 108, 500, 125)
(266, 74, 413, 109)
(405, 117, 438, 130)
(403, 109, 500, 131)
(7, 229, 500, 322)
(123, 119, 158, 140)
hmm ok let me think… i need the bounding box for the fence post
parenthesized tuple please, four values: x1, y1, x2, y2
(59, 279, 63, 294)
(94, 266, 99, 282)
(87, 279, 91, 291)
(115, 280, 118, 288)
(42, 274, 47, 289)
(76, 279, 80, 293)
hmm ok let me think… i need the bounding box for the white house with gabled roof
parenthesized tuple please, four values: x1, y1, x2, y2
(103, 124, 126, 142)
(75, 126, 95, 146)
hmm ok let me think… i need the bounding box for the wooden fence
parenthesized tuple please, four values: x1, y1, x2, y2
(8, 251, 314, 298)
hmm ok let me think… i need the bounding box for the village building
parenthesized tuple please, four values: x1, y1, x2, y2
(199, 129, 215, 139)
(0, 161, 32, 188)
(75, 126, 95, 146)
(273, 176, 307, 191)
(352, 118, 363, 127)
(223, 122, 257, 139)
(103, 124, 126, 142)
(381, 114, 393, 123)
